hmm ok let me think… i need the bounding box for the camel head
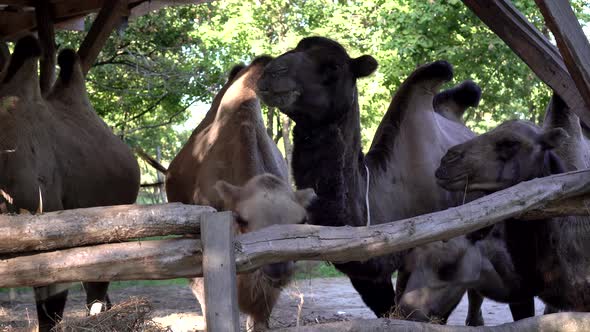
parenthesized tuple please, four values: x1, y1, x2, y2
(397, 237, 483, 323)
(215, 174, 315, 233)
(256, 36, 377, 126)
(215, 174, 315, 280)
(436, 120, 568, 193)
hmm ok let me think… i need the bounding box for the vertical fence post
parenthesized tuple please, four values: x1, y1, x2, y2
(201, 211, 239, 332)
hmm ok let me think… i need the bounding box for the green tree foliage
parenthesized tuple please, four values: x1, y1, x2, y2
(53, 0, 589, 182)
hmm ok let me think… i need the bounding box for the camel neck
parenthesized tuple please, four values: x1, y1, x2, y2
(291, 100, 366, 227)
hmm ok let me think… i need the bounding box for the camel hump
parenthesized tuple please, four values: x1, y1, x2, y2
(409, 60, 453, 87)
(57, 49, 79, 84)
(2, 35, 41, 84)
(228, 64, 246, 81)
(434, 80, 481, 122)
(543, 93, 577, 131)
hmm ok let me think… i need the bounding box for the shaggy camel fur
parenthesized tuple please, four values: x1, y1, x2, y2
(256, 36, 481, 317)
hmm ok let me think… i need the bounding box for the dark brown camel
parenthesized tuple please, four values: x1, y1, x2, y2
(256, 36, 481, 317)
(433, 94, 590, 316)
(397, 95, 590, 325)
(166, 57, 315, 331)
(0, 36, 140, 331)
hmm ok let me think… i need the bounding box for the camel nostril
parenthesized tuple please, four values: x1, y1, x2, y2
(435, 167, 446, 179)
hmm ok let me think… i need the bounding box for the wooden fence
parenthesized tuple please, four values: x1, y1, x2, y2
(1, 169, 590, 331)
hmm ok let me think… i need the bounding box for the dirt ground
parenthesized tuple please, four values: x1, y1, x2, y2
(0, 277, 546, 331)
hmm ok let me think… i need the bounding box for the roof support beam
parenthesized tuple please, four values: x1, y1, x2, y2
(535, 0, 590, 123)
(462, 0, 590, 126)
(0, 41, 8, 71)
(77, 0, 128, 75)
(35, 0, 56, 95)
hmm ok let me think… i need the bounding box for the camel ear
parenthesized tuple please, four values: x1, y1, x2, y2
(294, 188, 316, 208)
(538, 128, 568, 150)
(351, 55, 377, 78)
(214, 180, 241, 208)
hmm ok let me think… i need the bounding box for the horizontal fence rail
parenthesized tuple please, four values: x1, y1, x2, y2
(0, 203, 213, 253)
(0, 169, 587, 288)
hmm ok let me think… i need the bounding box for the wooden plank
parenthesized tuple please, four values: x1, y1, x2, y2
(78, 0, 128, 74)
(0, 41, 8, 70)
(0, 238, 203, 288)
(0, 203, 213, 254)
(0, 171, 587, 289)
(201, 211, 240, 332)
(35, 0, 56, 95)
(535, 0, 590, 123)
(0, 11, 34, 40)
(234, 170, 590, 273)
(273, 314, 590, 332)
(461, 0, 590, 126)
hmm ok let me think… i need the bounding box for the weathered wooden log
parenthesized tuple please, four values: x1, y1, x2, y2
(0, 238, 203, 288)
(0, 41, 8, 71)
(234, 169, 590, 272)
(202, 212, 239, 332)
(272, 313, 590, 332)
(535, 0, 590, 117)
(35, 0, 56, 95)
(78, 0, 129, 75)
(0, 203, 214, 254)
(461, 0, 590, 126)
(0, 170, 587, 288)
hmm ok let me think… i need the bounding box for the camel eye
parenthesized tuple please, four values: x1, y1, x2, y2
(495, 139, 521, 161)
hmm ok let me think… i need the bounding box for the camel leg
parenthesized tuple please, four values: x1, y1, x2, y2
(190, 277, 207, 329)
(349, 276, 396, 317)
(544, 304, 559, 315)
(509, 297, 535, 321)
(34, 286, 68, 332)
(83, 281, 111, 314)
(394, 269, 410, 304)
(465, 289, 484, 326)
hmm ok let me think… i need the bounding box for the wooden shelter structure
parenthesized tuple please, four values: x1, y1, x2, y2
(0, 0, 590, 331)
(0, 0, 206, 93)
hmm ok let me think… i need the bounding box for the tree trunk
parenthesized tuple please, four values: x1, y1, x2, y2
(272, 313, 590, 332)
(266, 106, 275, 139)
(281, 113, 293, 183)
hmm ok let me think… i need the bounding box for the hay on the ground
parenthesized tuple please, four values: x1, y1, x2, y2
(53, 297, 170, 332)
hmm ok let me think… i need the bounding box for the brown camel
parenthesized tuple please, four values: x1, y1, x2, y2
(256, 36, 481, 317)
(166, 57, 314, 330)
(196, 174, 314, 331)
(433, 94, 590, 316)
(0, 36, 140, 331)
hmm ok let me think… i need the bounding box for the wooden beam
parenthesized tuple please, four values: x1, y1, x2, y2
(201, 212, 240, 332)
(34, 0, 56, 95)
(535, 0, 590, 124)
(0, 203, 214, 254)
(273, 314, 590, 332)
(234, 169, 590, 273)
(0, 11, 34, 40)
(0, 238, 203, 288)
(0, 170, 590, 287)
(0, 41, 8, 71)
(78, 0, 128, 75)
(0, 170, 586, 288)
(461, 0, 590, 126)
